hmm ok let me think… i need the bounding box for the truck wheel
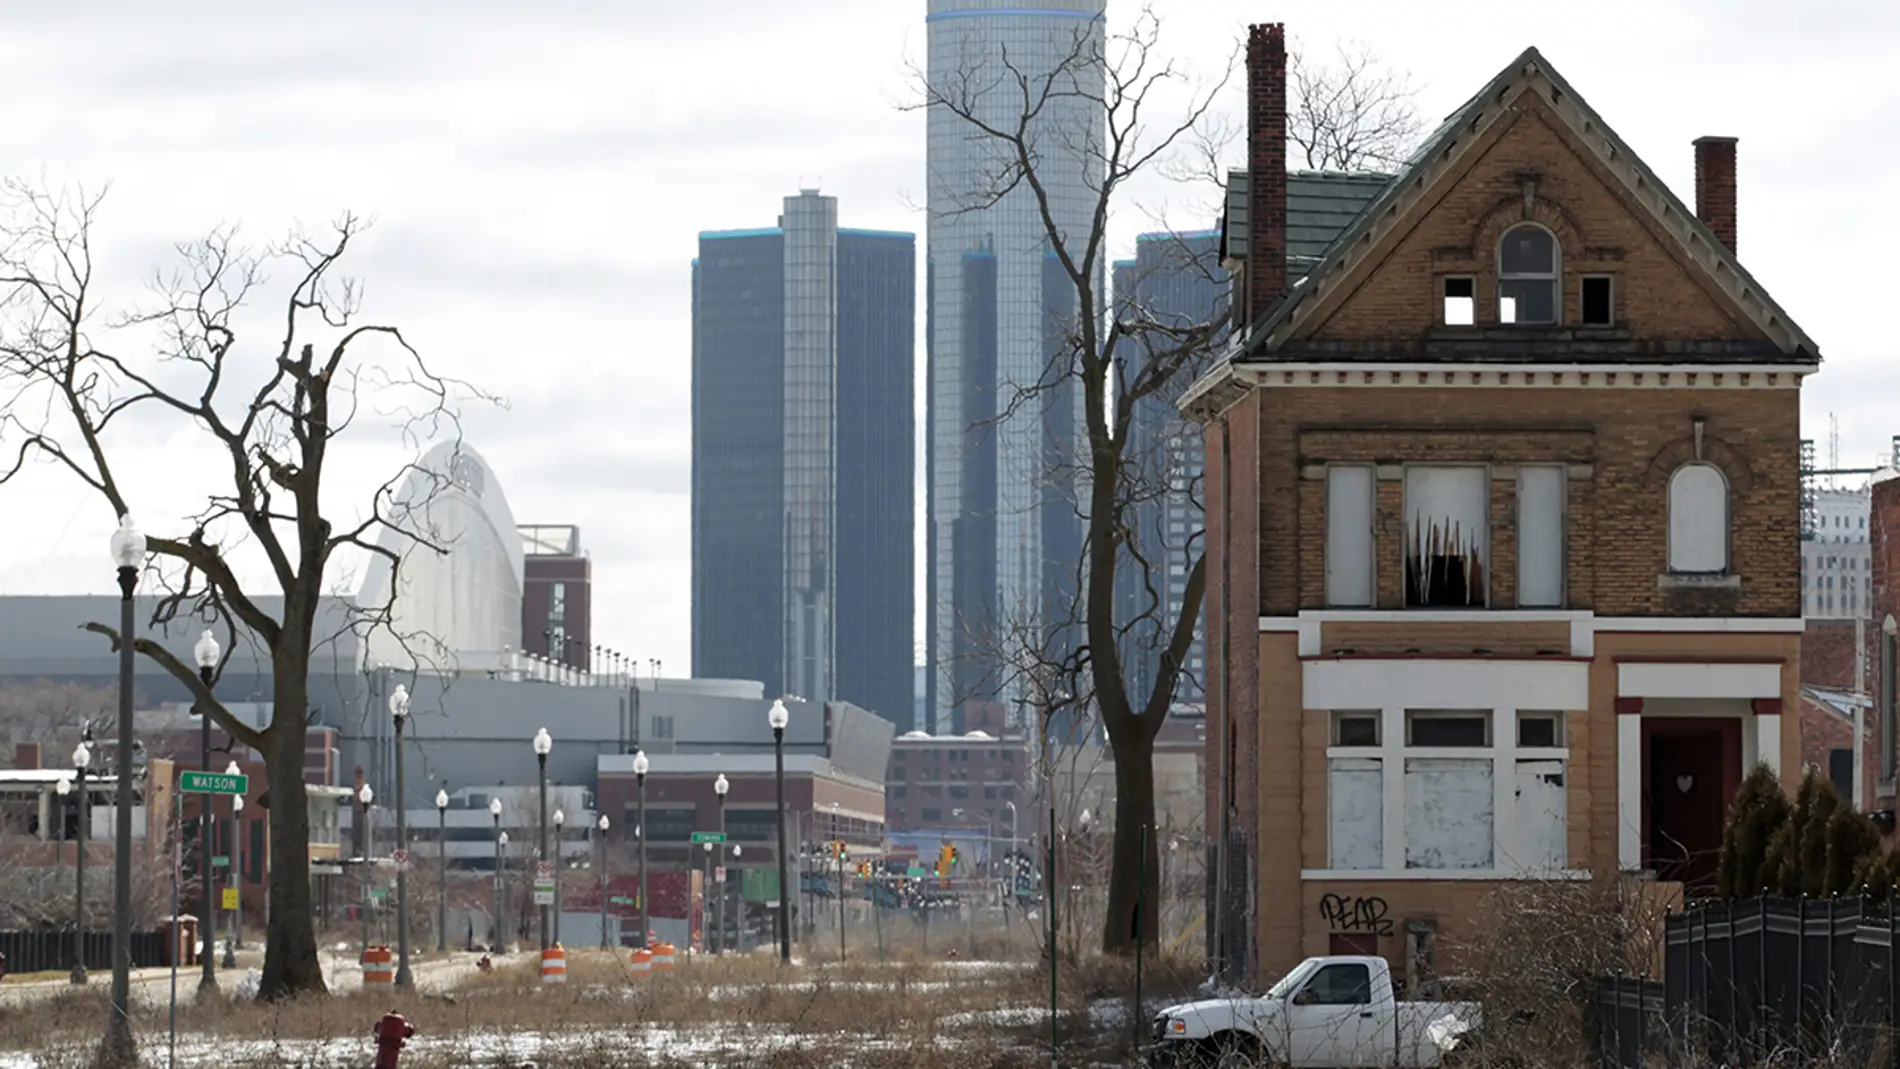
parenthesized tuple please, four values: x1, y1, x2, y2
(1195, 1031, 1265, 1069)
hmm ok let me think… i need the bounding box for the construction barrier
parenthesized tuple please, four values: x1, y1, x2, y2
(361, 945, 394, 990)
(652, 942, 675, 971)
(630, 948, 652, 976)
(540, 945, 567, 984)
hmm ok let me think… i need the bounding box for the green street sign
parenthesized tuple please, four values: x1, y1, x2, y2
(211, 856, 229, 868)
(179, 771, 247, 796)
(609, 896, 634, 905)
(906, 866, 926, 878)
(690, 831, 727, 844)
(369, 889, 388, 902)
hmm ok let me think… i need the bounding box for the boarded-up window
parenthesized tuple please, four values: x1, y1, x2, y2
(1516, 465, 1565, 607)
(1667, 464, 1729, 573)
(1404, 758, 1493, 869)
(1511, 759, 1567, 872)
(1326, 466, 1375, 607)
(1329, 757, 1384, 869)
(1404, 466, 1487, 607)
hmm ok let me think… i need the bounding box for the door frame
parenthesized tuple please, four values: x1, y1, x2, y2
(1639, 716, 1742, 874)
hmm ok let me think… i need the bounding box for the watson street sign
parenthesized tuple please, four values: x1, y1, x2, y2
(691, 831, 727, 844)
(179, 771, 248, 795)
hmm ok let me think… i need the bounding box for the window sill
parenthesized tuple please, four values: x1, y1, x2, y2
(1657, 573, 1742, 590)
(1301, 868, 1592, 882)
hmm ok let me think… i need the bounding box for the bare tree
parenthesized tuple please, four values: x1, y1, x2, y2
(917, 8, 1231, 956)
(919, 12, 1424, 958)
(1288, 39, 1422, 172)
(0, 183, 487, 999)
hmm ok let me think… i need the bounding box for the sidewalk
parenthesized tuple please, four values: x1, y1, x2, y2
(0, 948, 509, 1006)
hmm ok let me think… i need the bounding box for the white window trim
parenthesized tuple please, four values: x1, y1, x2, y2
(1322, 705, 1573, 877)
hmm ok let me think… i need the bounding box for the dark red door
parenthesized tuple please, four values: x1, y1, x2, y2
(1646, 728, 1730, 890)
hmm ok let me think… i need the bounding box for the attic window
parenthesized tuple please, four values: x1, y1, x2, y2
(1581, 276, 1614, 326)
(1442, 277, 1475, 326)
(1498, 224, 1559, 325)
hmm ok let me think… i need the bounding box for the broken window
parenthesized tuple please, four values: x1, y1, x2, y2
(1498, 224, 1558, 325)
(1404, 758, 1494, 869)
(1441, 276, 1475, 326)
(1328, 757, 1383, 869)
(1326, 465, 1376, 607)
(1404, 466, 1487, 608)
(1667, 463, 1730, 574)
(1580, 275, 1614, 326)
(1516, 465, 1566, 607)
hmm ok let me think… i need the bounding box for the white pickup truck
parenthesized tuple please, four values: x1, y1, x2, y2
(1148, 955, 1480, 1068)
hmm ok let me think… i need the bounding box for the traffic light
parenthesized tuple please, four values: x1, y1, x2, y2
(934, 843, 955, 877)
(833, 840, 848, 861)
(858, 861, 873, 878)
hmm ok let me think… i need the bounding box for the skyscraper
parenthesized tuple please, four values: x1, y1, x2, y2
(691, 189, 916, 729)
(925, 0, 1106, 732)
(1113, 231, 1228, 717)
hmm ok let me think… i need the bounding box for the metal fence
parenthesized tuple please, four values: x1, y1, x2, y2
(1593, 896, 1900, 1069)
(0, 930, 169, 975)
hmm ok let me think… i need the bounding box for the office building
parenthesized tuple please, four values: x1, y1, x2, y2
(925, 0, 1106, 732)
(519, 524, 591, 664)
(691, 189, 915, 728)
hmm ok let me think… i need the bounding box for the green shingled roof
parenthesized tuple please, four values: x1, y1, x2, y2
(1219, 170, 1393, 276)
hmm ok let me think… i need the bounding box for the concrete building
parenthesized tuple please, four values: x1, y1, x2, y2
(518, 524, 591, 665)
(924, 0, 1103, 733)
(691, 190, 915, 729)
(1802, 487, 1872, 619)
(1188, 26, 1816, 982)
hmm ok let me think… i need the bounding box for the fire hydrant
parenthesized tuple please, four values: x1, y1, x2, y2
(372, 1011, 415, 1069)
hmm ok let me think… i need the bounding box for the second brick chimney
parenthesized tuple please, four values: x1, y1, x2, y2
(1246, 23, 1288, 323)
(1693, 136, 1738, 254)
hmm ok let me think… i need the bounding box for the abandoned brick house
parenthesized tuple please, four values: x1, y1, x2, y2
(1186, 25, 1818, 984)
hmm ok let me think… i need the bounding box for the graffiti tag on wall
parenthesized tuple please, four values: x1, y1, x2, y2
(1318, 893, 1392, 936)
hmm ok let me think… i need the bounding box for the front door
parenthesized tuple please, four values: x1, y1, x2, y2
(1646, 726, 1732, 890)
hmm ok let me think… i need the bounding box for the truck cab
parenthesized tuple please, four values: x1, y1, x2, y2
(1150, 955, 1479, 1068)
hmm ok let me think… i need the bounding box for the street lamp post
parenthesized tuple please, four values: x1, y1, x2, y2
(533, 727, 552, 952)
(713, 773, 729, 955)
(358, 785, 374, 961)
(388, 684, 414, 988)
(489, 798, 506, 953)
(192, 629, 220, 995)
(497, 831, 511, 949)
(552, 808, 566, 946)
(435, 790, 449, 953)
(596, 815, 611, 949)
(70, 739, 91, 986)
(103, 515, 145, 1066)
(768, 699, 791, 964)
(632, 750, 649, 945)
(226, 787, 243, 966)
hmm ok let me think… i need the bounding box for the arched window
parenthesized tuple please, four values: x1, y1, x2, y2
(1498, 224, 1559, 325)
(1667, 463, 1730, 573)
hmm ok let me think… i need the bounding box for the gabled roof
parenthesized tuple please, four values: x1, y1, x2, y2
(1239, 47, 1820, 362)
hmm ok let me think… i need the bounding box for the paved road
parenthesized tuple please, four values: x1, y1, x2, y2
(0, 949, 510, 1007)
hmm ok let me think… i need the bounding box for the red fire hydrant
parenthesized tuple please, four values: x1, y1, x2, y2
(372, 1011, 415, 1069)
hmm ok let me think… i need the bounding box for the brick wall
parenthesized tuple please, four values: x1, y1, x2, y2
(1869, 476, 1900, 795)
(1802, 620, 1869, 691)
(1301, 94, 1749, 342)
(1262, 386, 1800, 617)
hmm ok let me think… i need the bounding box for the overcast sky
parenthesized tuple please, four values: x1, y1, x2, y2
(0, 0, 1891, 676)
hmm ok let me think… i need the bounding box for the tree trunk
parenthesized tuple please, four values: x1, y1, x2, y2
(256, 663, 325, 1000)
(1101, 727, 1158, 955)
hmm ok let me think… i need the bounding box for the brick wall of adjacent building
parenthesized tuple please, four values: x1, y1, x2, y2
(1803, 621, 1869, 691)
(1868, 476, 1900, 796)
(1259, 386, 1801, 617)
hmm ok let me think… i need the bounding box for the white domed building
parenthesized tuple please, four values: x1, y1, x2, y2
(354, 441, 525, 670)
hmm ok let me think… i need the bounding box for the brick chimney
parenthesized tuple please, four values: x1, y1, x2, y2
(1246, 23, 1288, 323)
(1693, 136, 1738, 254)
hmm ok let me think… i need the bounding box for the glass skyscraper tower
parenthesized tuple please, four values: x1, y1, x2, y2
(691, 189, 916, 730)
(925, 0, 1106, 732)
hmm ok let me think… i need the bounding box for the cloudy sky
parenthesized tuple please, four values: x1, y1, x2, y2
(0, 0, 1891, 675)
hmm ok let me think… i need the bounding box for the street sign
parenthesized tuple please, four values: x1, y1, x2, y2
(369, 889, 388, 903)
(906, 865, 926, 878)
(691, 831, 727, 844)
(221, 888, 238, 911)
(536, 861, 553, 879)
(534, 890, 554, 905)
(714, 865, 726, 884)
(179, 771, 248, 796)
(211, 856, 230, 868)
(609, 895, 634, 906)
(391, 849, 410, 872)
